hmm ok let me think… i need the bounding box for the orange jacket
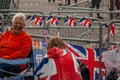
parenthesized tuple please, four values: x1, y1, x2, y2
(0, 30, 32, 59)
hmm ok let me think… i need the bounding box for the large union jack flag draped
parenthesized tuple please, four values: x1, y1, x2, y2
(79, 17, 93, 28)
(64, 43, 107, 80)
(64, 17, 77, 27)
(33, 41, 83, 80)
(33, 41, 107, 80)
(47, 16, 61, 25)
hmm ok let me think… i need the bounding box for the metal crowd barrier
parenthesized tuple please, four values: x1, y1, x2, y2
(49, 10, 120, 22)
(67, 0, 90, 7)
(0, 9, 46, 28)
(0, 14, 4, 32)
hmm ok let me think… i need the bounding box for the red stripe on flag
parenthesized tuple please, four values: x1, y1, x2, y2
(64, 43, 81, 57)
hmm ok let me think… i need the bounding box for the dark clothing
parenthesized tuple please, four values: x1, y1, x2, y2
(0, 63, 21, 78)
(75, 0, 77, 3)
(76, 59, 90, 80)
(91, 0, 101, 17)
(80, 64, 90, 80)
(67, 0, 77, 5)
(110, 0, 120, 19)
(91, 0, 101, 9)
(106, 68, 118, 80)
(48, 0, 55, 2)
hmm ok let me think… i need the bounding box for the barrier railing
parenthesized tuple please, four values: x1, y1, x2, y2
(58, 6, 105, 11)
(49, 10, 120, 21)
(0, 14, 4, 32)
(0, 9, 45, 29)
(58, 7, 106, 18)
(0, 9, 44, 15)
(68, 0, 90, 7)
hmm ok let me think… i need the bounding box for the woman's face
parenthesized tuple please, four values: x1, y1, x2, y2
(12, 18, 25, 34)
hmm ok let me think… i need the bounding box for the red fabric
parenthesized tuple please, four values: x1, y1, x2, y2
(80, 48, 105, 79)
(45, 47, 82, 80)
(0, 30, 32, 59)
(47, 47, 64, 58)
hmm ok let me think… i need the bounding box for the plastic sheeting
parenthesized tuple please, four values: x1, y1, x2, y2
(102, 49, 120, 74)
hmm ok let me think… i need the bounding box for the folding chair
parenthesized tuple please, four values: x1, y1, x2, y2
(32, 40, 46, 72)
(32, 40, 46, 79)
(0, 48, 34, 80)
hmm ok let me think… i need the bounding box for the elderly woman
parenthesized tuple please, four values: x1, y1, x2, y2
(0, 13, 32, 78)
(34, 37, 83, 80)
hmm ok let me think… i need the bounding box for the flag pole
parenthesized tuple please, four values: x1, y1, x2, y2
(98, 21, 103, 80)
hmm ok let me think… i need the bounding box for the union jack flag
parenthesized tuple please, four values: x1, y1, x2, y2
(103, 23, 115, 37)
(33, 41, 107, 80)
(28, 15, 35, 21)
(103, 23, 109, 30)
(47, 16, 61, 25)
(26, 15, 32, 20)
(29, 16, 44, 27)
(64, 16, 77, 27)
(34, 42, 83, 80)
(79, 17, 93, 28)
(64, 43, 107, 80)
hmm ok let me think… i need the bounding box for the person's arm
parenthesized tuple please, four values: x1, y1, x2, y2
(3, 35, 32, 59)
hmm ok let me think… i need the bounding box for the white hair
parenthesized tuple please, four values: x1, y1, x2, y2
(12, 13, 26, 23)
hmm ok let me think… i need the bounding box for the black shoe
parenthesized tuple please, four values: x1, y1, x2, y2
(59, 3, 62, 6)
(48, 0, 50, 2)
(116, 16, 120, 19)
(97, 16, 104, 19)
(64, 4, 68, 6)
